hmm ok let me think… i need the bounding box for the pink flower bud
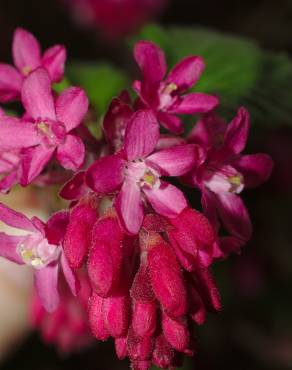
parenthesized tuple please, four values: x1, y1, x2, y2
(152, 334, 174, 369)
(162, 313, 192, 354)
(115, 337, 127, 359)
(88, 293, 109, 341)
(132, 301, 157, 337)
(64, 195, 99, 268)
(188, 283, 206, 325)
(148, 240, 187, 318)
(127, 327, 154, 361)
(103, 295, 129, 338)
(88, 216, 123, 297)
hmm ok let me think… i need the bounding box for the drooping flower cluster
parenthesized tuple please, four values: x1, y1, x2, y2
(0, 29, 273, 368)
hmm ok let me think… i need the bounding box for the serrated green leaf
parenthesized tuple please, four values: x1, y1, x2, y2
(67, 62, 129, 113)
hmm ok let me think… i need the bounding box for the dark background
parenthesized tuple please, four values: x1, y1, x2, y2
(0, 1, 292, 369)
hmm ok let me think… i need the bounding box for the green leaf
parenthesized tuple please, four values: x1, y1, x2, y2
(67, 62, 129, 113)
(133, 24, 292, 127)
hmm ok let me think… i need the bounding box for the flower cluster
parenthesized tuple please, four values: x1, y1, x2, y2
(0, 29, 273, 367)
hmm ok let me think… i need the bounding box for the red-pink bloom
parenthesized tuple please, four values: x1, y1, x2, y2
(31, 270, 92, 352)
(86, 109, 197, 234)
(0, 28, 66, 102)
(0, 68, 88, 185)
(133, 41, 219, 134)
(64, 0, 168, 39)
(0, 203, 78, 312)
(186, 108, 273, 252)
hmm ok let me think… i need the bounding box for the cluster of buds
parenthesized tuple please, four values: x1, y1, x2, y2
(0, 29, 273, 367)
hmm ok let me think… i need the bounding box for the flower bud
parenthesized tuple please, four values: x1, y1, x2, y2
(88, 293, 109, 340)
(162, 313, 191, 354)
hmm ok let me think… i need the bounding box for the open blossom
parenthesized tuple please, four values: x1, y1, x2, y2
(0, 203, 78, 312)
(186, 108, 273, 253)
(86, 109, 197, 234)
(31, 270, 92, 352)
(0, 28, 66, 103)
(0, 68, 88, 185)
(65, 0, 168, 39)
(133, 41, 219, 133)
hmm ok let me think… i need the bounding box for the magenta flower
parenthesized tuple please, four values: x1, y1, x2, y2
(0, 203, 78, 312)
(187, 108, 273, 251)
(0, 68, 88, 185)
(133, 41, 219, 133)
(0, 28, 66, 102)
(86, 109, 197, 234)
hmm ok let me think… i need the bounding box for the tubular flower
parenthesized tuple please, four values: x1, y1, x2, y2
(86, 109, 197, 234)
(186, 108, 274, 253)
(0, 203, 78, 312)
(133, 40, 219, 133)
(0, 27, 66, 103)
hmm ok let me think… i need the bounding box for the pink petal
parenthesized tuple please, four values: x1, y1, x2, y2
(146, 144, 197, 176)
(166, 56, 205, 90)
(56, 134, 85, 170)
(157, 111, 183, 134)
(42, 45, 66, 83)
(0, 171, 18, 194)
(0, 120, 40, 150)
(124, 109, 159, 160)
(21, 68, 56, 120)
(56, 87, 88, 132)
(0, 64, 22, 102)
(45, 211, 69, 245)
(86, 155, 125, 194)
(34, 263, 59, 312)
(134, 40, 166, 92)
(21, 146, 55, 186)
(216, 192, 252, 241)
(144, 181, 187, 218)
(0, 233, 25, 264)
(0, 202, 35, 231)
(234, 153, 273, 188)
(61, 253, 79, 296)
(115, 180, 144, 234)
(223, 107, 250, 155)
(169, 93, 219, 114)
(59, 171, 87, 200)
(12, 28, 41, 72)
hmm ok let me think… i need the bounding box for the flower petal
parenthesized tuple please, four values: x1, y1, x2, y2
(146, 144, 197, 176)
(55, 87, 88, 132)
(0, 64, 22, 102)
(21, 145, 55, 186)
(21, 68, 56, 120)
(34, 263, 59, 312)
(166, 56, 205, 91)
(215, 192, 252, 241)
(124, 109, 159, 160)
(169, 93, 219, 114)
(234, 153, 274, 188)
(56, 134, 85, 170)
(0, 120, 40, 150)
(0, 171, 18, 194)
(223, 107, 250, 155)
(157, 111, 183, 134)
(42, 45, 66, 83)
(0, 202, 35, 231)
(115, 180, 143, 234)
(45, 210, 69, 245)
(59, 171, 87, 200)
(0, 233, 25, 264)
(144, 181, 187, 218)
(61, 253, 79, 296)
(12, 28, 41, 72)
(86, 155, 125, 194)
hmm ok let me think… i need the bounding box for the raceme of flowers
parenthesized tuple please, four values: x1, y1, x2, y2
(0, 28, 273, 369)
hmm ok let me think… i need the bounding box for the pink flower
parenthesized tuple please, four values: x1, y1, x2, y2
(64, 0, 168, 39)
(0, 203, 78, 312)
(187, 108, 274, 251)
(0, 68, 89, 185)
(86, 109, 197, 234)
(0, 28, 66, 102)
(31, 270, 92, 353)
(133, 41, 219, 133)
